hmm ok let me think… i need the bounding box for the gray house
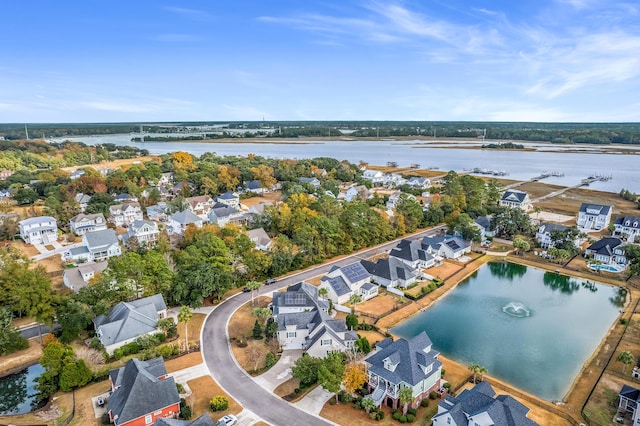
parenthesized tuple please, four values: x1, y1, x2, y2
(361, 257, 419, 289)
(94, 294, 167, 355)
(63, 228, 121, 263)
(432, 381, 538, 426)
(63, 262, 108, 292)
(499, 190, 531, 211)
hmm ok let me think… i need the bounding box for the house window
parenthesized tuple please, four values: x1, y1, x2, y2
(286, 332, 296, 338)
(321, 339, 332, 346)
(425, 363, 432, 374)
(447, 418, 451, 424)
(145, 414, 153, 424)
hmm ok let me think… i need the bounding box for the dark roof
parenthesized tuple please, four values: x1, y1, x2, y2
(421, 235, 446, 250)
(579, 203, 611, 215)
(443, 238, 468, 252)
(84, 229, 118, 250)
(247, 180, 262, 190)
(365, 332, 441, 387)
(475, 216, 491, 230)
(538, 222, 568, 234)
(620, 384, 640, 402)
(170, 210, 202, 225)
(340, 262, 370, 283)
(500, 190, 528, 203)
(586, 237, 623, 256)
(615, 216, 640, 230)
(209, 206, 240, 219)
(107, 357, 179, 426)
(367, 257, 418, 282)
(322, 275, 351, 297)
(390, 239, 426, 263)
(216, 191, 238, 200)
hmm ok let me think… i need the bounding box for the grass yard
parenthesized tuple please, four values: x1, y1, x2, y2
(186, 375, 242, 420)
(320, 396, 437, 426)
(583, 374, 625, 425)
(427, 261, 464, 280)
(357, 292, 404, 316)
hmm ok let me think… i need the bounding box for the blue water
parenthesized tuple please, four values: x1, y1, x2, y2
(391, 262, 622, 400)
(0, 363, 45, 415)
(55, 135, 639, 193)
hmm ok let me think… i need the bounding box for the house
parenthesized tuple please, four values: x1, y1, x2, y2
(0, 188, 14, 199)
(365, 332, 442, 409)
(361, 257, 419, 289)
(577, 203, 612, 231)
(208, 205, 243, 227)
(124, 220, 159, 248)
(362, 169, 385, 185)
(107, 357, 180, 426)
(63, 262, 108, 292)
(246, 179, 267, 194)
(382, 173, 406, 187)
(344, 185, 371, 202)
(185, 195, 215, 219)
(432, 381, 538, 426)
(215, 191, 240, 209)
(97, 167, 112, 177)
(421, 235, 470, 260)
(386, 191, 405, 210)
(499, 190, 531, 211)
(171, 181, 196, 195)
(69, 213, 107, 236)
(474, 216, 494, 243)
(246, 228, 272, 250)
(584, 237, 627, 268)
(618, 384, 640, 425)
(70, 169, 85, 180)
(319, 261, 377, 305)
(299, 177, 321, 188)
(157, 172, 174, 186)
(19, 216, 58, 244)
(390, 239, 436, 269)
(94, 294, 167, 355)
(535, 222, 569, 248)
(64, 228, 121, 263)
(146, 202, 170, 222)
(114, 193, 138, 203)
(109, 202, 143, 227)
(614, 215, 640, 242)
(75, 193, 92, 212)
(407, 177, 431, 189)
(0, 169, 14, 180)
(272, 282, 357, 357)
(168, 210, 203, 235)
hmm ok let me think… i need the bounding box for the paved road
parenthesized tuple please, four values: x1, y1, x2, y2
(201, 225, 446, 425)
(19, 323, 59, 339)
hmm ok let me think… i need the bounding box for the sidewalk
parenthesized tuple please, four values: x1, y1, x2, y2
(254, 349, 302, 392)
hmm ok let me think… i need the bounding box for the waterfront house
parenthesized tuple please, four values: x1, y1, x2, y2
(619, 384, 640, 424)
(69, 213, 107, 236)
(94, 294, 167, 355)
(432, 381, 538, 426)
(382, 173, 406, 187)
(364, 332, 442, 409)
(390, 239, 436, 269)
(272, 282, 357, 357)
(318, 261, 377, 305)
(107, 357, 180, 426)
(75, 193, 92, 212)
(63, 262, 108, 292)
(407, 177, 431, 188)
(614, 215, 640, 242)
(109, 202, 143, 227)
(63, 228, 121, 263)
(361, 257, 419, 289)
(499, 190, 531, 211)
(362, 169, 385, 185)
(535, 222, 572, 249)
(584, 237, 627, 268)
(421, 235, 470, 260)
(215, 191, 240, 209)
(168, 210, 203, 235)
(577, 203, 612, 231)
(19, 216, 58, 244)
(246, 227, 272, 251)
(123, 220, 159, 248)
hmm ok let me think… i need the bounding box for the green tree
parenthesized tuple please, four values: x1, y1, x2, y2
(361, 397, 376, 414)
(399, 386, 414, 416)
(618, 350, 635, 374)
(264, 317, 278, 341)
(345, 314, 358, 330)
(513, 236, 530, 255)
(178, 306, 193, 352)
(252, 307, 271, 326)
(59, 359, 92, 391)
(468, 363, 481, 384)
(395, 194, 424, 232)
(355, 337, 371, 354)
(318, 287, 329, 301)
(318, 352, 345, 403)
(0, 307, 28, 355)
(292, 354, 322, 386)
(252, 320, 263, 339)
(246, 280, 262, 306)
(348, 294, 362, 314)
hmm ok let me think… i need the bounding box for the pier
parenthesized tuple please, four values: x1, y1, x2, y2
(531, 175, 613, 203)
(504, 171, 564, 190)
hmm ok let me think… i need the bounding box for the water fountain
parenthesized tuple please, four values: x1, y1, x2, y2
(502, 302, 531, 318)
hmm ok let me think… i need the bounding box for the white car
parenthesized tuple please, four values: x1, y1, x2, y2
(219, 414, 238, 426)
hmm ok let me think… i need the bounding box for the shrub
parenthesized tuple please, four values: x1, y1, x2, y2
(441, 369, 446, 378)
(329, 398, 337, 405)
(113, 348, 124, 360)
(621, 318, 629, 325)
(376, 410, 384, 420)
(429, 391, 437, 400)
(346, 314, 358, 329)
(157, 344, 176, 359)
(176, 383, 186, 394)
(407, 414, 415, 422)
(420, 399, 429, 407)
(209, 395, 229, 411)
(399, 415, 407, 423)
(180, 405, 192, 420)
(352, 400, 362, 409)
(370, 412, 378, 420)
(338, 391, 352, 403)
(443, 382, 451, 390)
(408, 408, 417, 416)
(89, 337, 104, 350)
(265, 352, 276, 369)
(393, 412, 401, 420)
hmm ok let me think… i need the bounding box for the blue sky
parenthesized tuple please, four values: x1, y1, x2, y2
(1, 0, 639, 122)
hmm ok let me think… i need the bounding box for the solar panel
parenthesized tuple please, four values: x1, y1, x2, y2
(341, 263, 369, 282)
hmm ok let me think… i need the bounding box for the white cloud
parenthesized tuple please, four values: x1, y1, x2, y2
(163, 6, 213, 21)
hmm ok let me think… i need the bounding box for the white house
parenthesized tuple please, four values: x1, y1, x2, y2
(407, 177, 431, 189)
(208, 206, 244, 227)
(168, 210, 203, 235)
(246, 228, 272, 250)
(215, 191, 240, 209)
(577, 203, 612, 231)
(124, 220, 159, 247)
(185, 195, 215, 219)
(343, 185, 371, 202)
(109, 202, 143, 227)
(535, 222, 570, 248)
(584, 237, 627, 268)
(473, 216, 494, 243)
(146, 202, 170, 222)
(75, 193, 92, 212)
(614, 215, 640, 242)
(319, 261, 377, 305)
(63, 262, 108, 292)
(69, 213, 107, 236)
(63, 229, 122, 263)
(499, 190, 531, 211)
(246, 179, 267, 194)
(619, 385, 640, 425)
(362, 169, 385, 185)
(299, 177, 321, 188)
(390, 239, 437, 269)
(19, 216, 58, 244)
(361, 257, 419, 289)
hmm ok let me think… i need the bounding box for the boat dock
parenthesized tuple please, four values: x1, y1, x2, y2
(531, 175, 613, 203)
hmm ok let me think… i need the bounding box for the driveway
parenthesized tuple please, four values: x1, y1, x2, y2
(294, 386, 334, 415)
(254, 349, 302, 392)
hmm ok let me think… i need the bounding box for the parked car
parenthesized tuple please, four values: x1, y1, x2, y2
(242, 287, 251, 293)
(96, 396, 105, 407)
(219, 414, 238, 426)
(264, 278, 276, 285)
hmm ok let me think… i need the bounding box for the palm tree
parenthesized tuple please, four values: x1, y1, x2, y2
(468, 363, 481, 384)
(246, 280, 262, 306)
(534, 206, 542, 221)
(318, 287, 329, 301)
(253, 307, 271, 326)
(618, 351, 635, 374)
(398, 386, 414, 416)
(178, 306, 193, 353)
(478, 365, 488, 382)
(361, 397, 376, 414)
(348, 294, 362, 314)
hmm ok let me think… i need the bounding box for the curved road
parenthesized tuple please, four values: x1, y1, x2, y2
(201, 225, 446, 425)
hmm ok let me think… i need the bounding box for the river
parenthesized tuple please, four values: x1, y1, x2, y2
(54, 135, 639, 193)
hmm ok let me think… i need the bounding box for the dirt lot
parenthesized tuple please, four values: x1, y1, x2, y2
(60, 155, 161, 173)
(241, 191, 282, 207)
(356, 292, 404, 316)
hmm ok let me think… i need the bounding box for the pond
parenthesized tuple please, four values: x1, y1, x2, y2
(0, 363, 45, 415)
(391, 262, 623, 401)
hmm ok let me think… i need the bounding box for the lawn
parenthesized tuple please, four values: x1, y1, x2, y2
(186, 375, 242, 420)
(426, 261, 464, 280)
(357, 292, 404, 316)
(320, 396, 437, 426)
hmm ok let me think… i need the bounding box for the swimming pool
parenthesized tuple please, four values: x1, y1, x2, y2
(588, 264, 623, 273)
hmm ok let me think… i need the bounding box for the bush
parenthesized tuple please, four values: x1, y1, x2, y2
(376, 410, 384, 420)
(407, 414, 415, 422)
(113, 348, 124, 360)
(429, 391, 437, 400)
(443, 382, 451, 390)
(420, 398, 429, 407)
(621, 318, 629, 325)
(346, 314, 358, 329)
(408, 408, 417, 416)
(209, 395, 229, 411)
(176, 383, 186, 394)
(329, 398, 337, 405)
(179, 398, 192, 420)
(393, 412, 401, 420)
(399, 415, 407, 423)
(352, 400, 362, 409)
(89, 337, 104, 350)
(441, 369, 446, 378)
(265, 352, 276, 369)
(339, 391, 352, 403)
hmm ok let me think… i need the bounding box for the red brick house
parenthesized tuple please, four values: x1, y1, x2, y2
(107, 357, 180, 426)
